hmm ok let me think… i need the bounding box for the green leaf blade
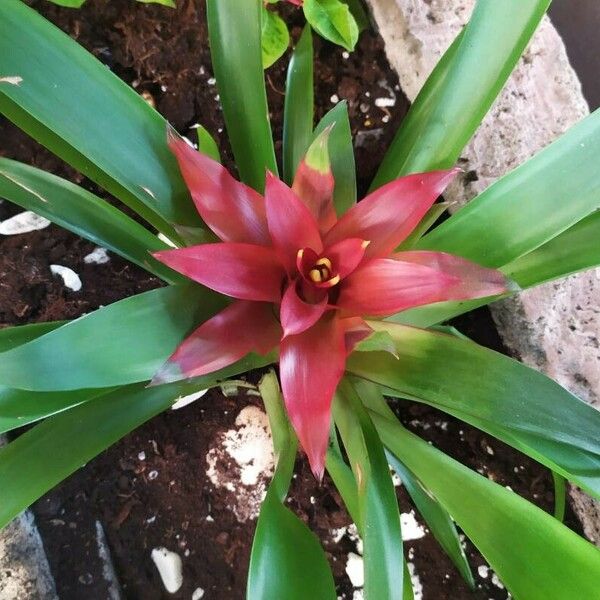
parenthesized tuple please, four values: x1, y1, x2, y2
(207, 0, 278, 191)
(303, 0, 359, 52)
(313, 101, 356, 215)
(283, 25, 314, 184)
(347, 322, 600, 500)
(0, 285, 226, 391)
(0, 0, 197, 236)
(372, 0, 549, 187)
(0, 157, 180, 282)
(376, 416, 600, 600)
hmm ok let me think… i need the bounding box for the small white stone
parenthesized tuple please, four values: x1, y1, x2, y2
(408, 562, 423, 600)
(491, 573, 505, 589)
(345, 552, 364, 588)
(84, 247, 110, 265)
(148, 470, 159, 481)
(374, 97, 396, 108)
(192, 588, 205, 600)
(478, 565, 489, 579)
(207, 77, 216, 85)
(151, 547, 183, 593)
(342, 51, 350, 59)
(330, 94, 340, 104)
(138, 451, 146, 461)
(0, 211, 50, 235)
(50, 265, 82, 292)
(401, 511, 426, 541)
(171, 389, 208, 410)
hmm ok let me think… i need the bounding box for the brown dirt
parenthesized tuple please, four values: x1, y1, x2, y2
(0, 1, 583, 599)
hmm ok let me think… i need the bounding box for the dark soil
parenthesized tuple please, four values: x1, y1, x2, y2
(0, 1, 583, 599)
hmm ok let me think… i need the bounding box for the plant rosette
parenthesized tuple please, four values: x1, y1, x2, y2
(153, 128, 513, 478)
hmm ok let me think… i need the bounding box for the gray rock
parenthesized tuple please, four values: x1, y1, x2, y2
(0, 440, 57, 600)
(366, 0, 600, 541)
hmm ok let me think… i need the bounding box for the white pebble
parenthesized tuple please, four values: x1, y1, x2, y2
(50, 265, 82, 292)
(192, 588, 205, 600)
(408, 562, 423, 600)
(345, 552, 364, 588)
(478, 565, 489, 578)
(374, 97, 396, 108)
(84, 247, 110, 265)
(401, 511, 426, 541)
(330, 94, 340, 104)
(148, 470, 159, 481)
(207, 77, 216, 85)
(137, 451, 146, 461)
(0, 211, 50, 235)
(171, 389, 208, 410)
(151, 547, 183, 593)
(342, 51, 350, 59)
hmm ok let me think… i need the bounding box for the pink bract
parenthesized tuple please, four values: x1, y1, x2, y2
(152, 129, 512, 478)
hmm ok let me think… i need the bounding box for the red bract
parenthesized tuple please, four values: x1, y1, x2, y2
(153, 129, 513, 478)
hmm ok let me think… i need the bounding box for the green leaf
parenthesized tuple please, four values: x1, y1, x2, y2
(0, 0, 197, 239)
(0, 285, 226, 391)
(206, 0, 278, 191)
(136, 0, 176, 6)
(352, 377, 474, 588)
(261, 7, 290, 69)
(283, 25, 314, 184)
(248, 372, 336, 600)
(372, 0, 549, 187)
(419, 108, 600, 268)
(502, 210, 600, 288)
(0, 355, 263, 530)
(0, 157, 181, 283)
(552, 471, 566, 522)
(341, 0, 369, 32)
(0, 320, 110, 434)
(195, 125, 221, 163)
(313, 101, 356, 215)
(45, 0, 86, 6)
(303, 0, 359, 52)
(386, 453, 475, 589)
(347, 322, 600, 500)
(0, 321, 65, 352)
(354, 330, 398, 357)
(247, 493, 336, 600)
(374, 415, 600, 599)
(334, 379, 404, 600)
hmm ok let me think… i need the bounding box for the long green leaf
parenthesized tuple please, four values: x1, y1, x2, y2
(0, 285, 226, 391)
(502, 210, 600, 288)
(206, 0, 278, 191)
(334, 379, 404, 600)
(352, 378, 474, 588)
(419, 108, 600, 268)
(0, 320, 110, 433)
(386, 454, 474, 588)
(283, 25, 314, 184)
(374, 415, 600, 599)
(0, 157, 181, 283)
(372, 0, 549, 187)
(0, 321, 64, 352)
(347, 322, 600, 500)
(313, 101, 356, 215)
(0, 0, 197, 239)
(0, 356, 266, 530)
(248, 372, 336, 600)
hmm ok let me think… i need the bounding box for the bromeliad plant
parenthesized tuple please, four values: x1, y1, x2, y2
(1, 0, 600, 598)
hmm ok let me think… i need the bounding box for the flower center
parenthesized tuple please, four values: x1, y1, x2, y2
(309, 257, 332, 283)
